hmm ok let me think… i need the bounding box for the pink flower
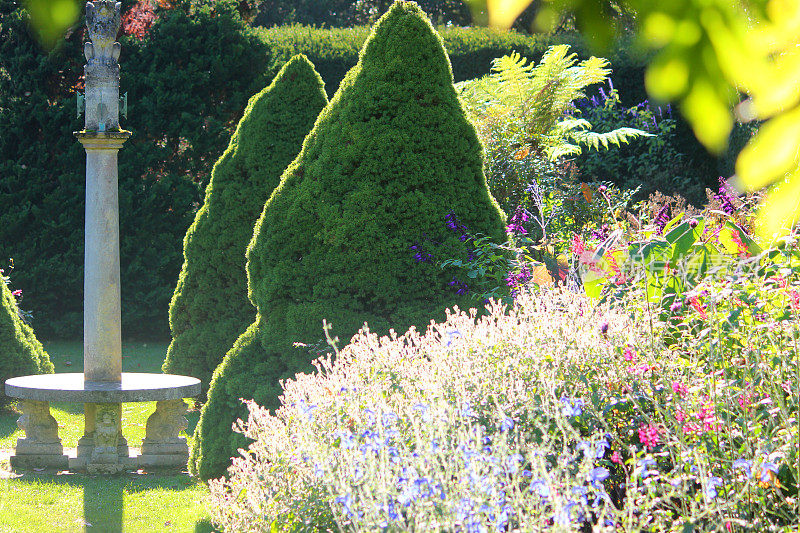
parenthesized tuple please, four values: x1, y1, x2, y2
(671, 381, 688, 397)
(628, 363, 655, 376)
(623, 346, 636, 361)
(611, 450, 622, 464)
(11, 289, 21, 297)
(638, 423, 661, 450)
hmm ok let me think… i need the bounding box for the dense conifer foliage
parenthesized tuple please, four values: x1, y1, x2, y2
(189, 0, 506, 480)
(0, 276, 53, 408)
(0, 0, 266, 338)
(162, 55, 328, 390)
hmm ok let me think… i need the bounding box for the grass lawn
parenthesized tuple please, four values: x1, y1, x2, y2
(0, 341, 216, 532)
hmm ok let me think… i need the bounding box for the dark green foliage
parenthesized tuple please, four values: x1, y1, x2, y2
(0, 275, 53, 408)
(258, 24, 592, 97)
(0, 0, 267, 339)
(253, 0, 473, 27)
(573, 86, 753, 206)
(190, 1, 506, 480)
(162, 55, 328, 389)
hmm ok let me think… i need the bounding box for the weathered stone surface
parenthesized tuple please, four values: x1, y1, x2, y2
(137, 454, 189, 468)
(9, 400, 69, 470)
(5, 372, 200, 402)
(16, 400, 60, 444)
(10, 454, 69, 470)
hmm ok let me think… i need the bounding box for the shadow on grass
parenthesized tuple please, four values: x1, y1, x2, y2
(0, 408, 18, 441)
(13, 471, 218, 532)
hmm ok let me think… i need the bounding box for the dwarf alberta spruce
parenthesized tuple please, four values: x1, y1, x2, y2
(189, 1, 506, 480)
(0, 269, 53, 408)
(162, 55, 328, 391)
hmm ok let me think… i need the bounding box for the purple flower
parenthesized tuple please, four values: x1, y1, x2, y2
(704, 476, 724, 500)
(500, 417, 515, 432)
(654, 204, 671, 234)
(589, 467, 610, 488)
(733, 458, 752, 479)
(448, 276, 469, 295)
(716, 176, 737, 214)
(560, 396, 584, 417)
(760, 461, 779, 483)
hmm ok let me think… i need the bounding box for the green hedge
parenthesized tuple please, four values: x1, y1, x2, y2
(0, 0, 267, 339)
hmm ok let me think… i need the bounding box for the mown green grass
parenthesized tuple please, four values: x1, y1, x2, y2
(0, 474, 215, 532)
(0, 341, 214, 532)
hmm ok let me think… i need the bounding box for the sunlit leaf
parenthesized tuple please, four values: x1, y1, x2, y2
(486, 0, 532, 28)
(25, 0, 81, 49)
(681, 77, 733, 154)
(530, 262, 555, 286)
(581, 182, 592, 204)
(736, 104, 800, 191)
(643, 13, 676, 47)
(513, 146, 530, 160)
(645, 55, 689, 101)
(756, 166, 800, 238)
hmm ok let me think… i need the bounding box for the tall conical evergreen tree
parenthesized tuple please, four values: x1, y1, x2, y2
(162, 55, 327, 390)
(190, 0, 506, 480)
(0, 275, 53, 408)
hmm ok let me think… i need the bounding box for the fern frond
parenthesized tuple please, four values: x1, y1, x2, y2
(570, 127, 653, 151)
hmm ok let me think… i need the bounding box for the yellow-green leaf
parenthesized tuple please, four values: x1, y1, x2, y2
(24, 0, 81, 49)
(736, 104, 800, 191)
(487, 0, 533, 28)
(645, 55, 689, 101)
(756, 166, 800, 239)
(682, 77, 733, 154)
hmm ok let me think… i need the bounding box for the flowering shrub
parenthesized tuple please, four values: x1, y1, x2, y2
(206, 282, 798, 530)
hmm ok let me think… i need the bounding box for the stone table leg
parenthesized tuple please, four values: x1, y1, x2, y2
(77, 403, 129, 462)
(84, 403, 128, 474)
(139, 399, 189, 468)
(10, 400, 68, 470)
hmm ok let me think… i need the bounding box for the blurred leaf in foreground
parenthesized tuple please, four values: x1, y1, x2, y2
(24, 0, 81, 49)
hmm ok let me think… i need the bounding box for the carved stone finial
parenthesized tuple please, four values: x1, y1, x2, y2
(84, 1, 122, 65)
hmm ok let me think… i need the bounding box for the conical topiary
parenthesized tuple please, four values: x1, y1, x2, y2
(189, 0, 506, 480)
(1, 274, 53, 408)
(162, 55, 328, 390)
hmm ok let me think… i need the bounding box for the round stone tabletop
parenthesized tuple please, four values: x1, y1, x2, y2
(4, 373, 201, 403)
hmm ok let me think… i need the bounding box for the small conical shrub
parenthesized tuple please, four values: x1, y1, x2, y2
(162, 55, 328, 390)
(190, 0, 506, 480)
(1, 275, 53, 408)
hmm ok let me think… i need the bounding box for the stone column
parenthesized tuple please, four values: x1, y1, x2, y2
(74, 1, 130, 471)
(77, 131, 129, 382)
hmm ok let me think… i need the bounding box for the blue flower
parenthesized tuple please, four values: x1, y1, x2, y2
(500, 416, 515, 432)
(560, 396, 584, 417)
(733, 458, 753, 479)
(445, 329, 462, 347)
(296, 400, 316, 421)
(589, 467, 610, 489)
(335, 493, 356, 518)
(635, 458, 658, 479)
(760, 461, 779, 483)
(530, 478, 551, 499)
(704, 476, 724, 500)
(594, 438, 610, 459)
